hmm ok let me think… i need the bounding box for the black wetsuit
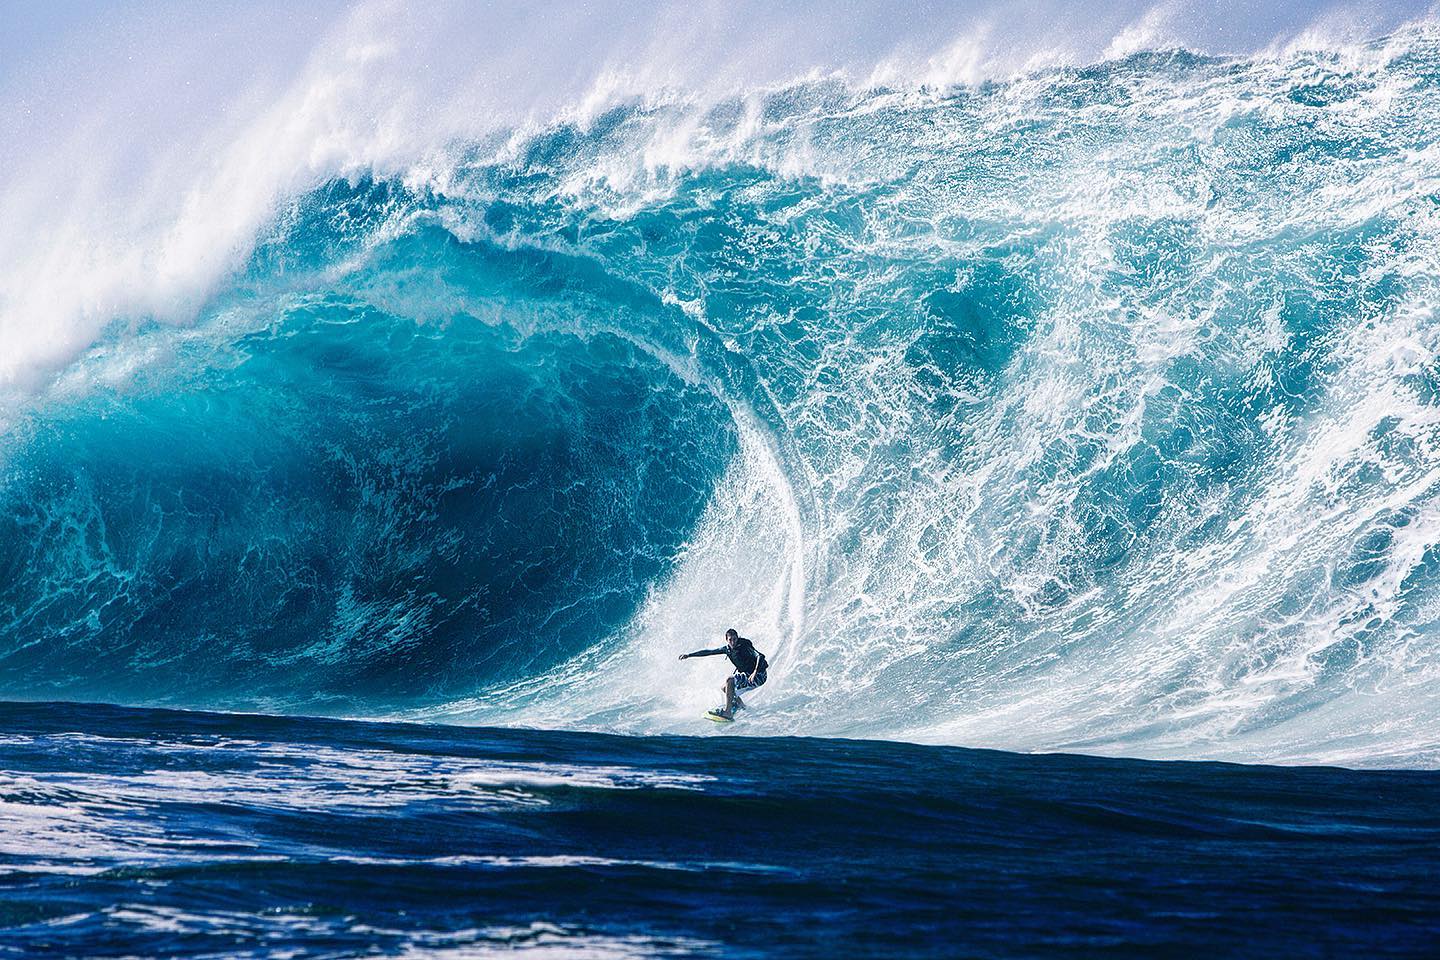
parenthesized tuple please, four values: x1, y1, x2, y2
(691, 637, 768, 681)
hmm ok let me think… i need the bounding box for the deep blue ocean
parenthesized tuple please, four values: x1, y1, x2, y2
(4, 3, 1440, 955)
(2, 700, 1438, 958)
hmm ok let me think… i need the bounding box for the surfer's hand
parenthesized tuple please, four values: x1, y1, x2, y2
(678, 653, 689, 660)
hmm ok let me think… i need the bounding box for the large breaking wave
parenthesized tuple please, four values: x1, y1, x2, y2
(3, 3, 1440, 766)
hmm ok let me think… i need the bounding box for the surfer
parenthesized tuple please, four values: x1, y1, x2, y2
(679, 628, 768, 720)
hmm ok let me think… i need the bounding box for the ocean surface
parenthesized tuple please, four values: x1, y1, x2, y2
(2, 700, 1438, 958)
(4, 2, 1440, 955)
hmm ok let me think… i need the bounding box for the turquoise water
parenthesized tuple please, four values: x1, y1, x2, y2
(4, 21, 1440, 765)
(6, 6, 1440, 957)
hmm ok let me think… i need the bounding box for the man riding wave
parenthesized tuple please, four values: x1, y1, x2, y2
(679, 628, 769, 720)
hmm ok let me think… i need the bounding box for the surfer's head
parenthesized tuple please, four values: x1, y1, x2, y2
(725, 628, 738, 644)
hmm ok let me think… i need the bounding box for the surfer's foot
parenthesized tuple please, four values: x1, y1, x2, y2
(711, 707, 733, 720)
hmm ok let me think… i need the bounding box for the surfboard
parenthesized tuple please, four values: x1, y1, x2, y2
(704, 709, 734, 723)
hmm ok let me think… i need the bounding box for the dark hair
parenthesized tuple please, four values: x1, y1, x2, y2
(725, 628, 738, 640)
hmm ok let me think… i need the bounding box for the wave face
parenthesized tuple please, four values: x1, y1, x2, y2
(5, 22, 1440, 765)
(0, 191, 737, 711)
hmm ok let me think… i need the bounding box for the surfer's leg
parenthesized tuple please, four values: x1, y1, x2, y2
(722, 676, 736, 716)
(731, 671, 759, 712)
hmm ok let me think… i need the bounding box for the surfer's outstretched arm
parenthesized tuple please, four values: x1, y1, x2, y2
(679, 648, 726, 660)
